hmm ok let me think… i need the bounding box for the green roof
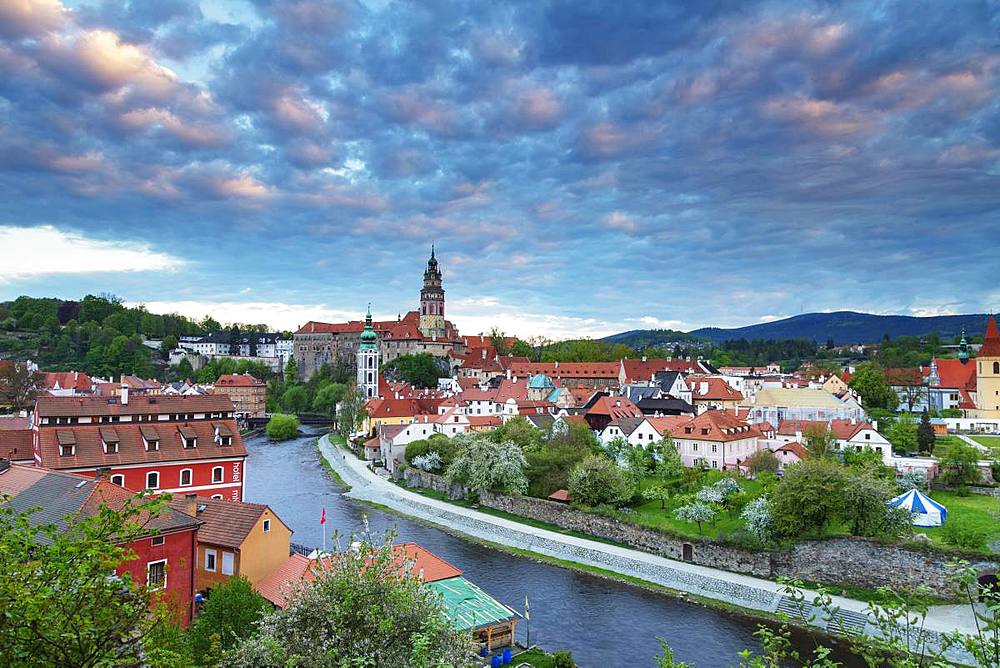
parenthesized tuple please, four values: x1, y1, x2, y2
(426, 577, 519, 631)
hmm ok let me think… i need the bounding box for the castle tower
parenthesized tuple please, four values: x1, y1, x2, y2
(357, 305, 379, 399)
(419, 245, 446, 339)
(976, 315, 1000, 416)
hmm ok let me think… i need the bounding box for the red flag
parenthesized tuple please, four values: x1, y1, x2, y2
(320, 508, 326, 525)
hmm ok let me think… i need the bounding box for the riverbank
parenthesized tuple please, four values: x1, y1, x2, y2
(317, 434, 978, 665)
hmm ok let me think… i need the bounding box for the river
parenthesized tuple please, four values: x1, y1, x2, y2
(244, 429, 857, 667)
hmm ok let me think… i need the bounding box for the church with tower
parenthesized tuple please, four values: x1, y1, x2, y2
(293, 248, 466, 383)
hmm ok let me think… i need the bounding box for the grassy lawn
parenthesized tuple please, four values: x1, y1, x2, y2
(920, 490, 1000, 549)
(510, 648, 559, 668)
(969, 435, 1000, 456)
(628, 478, 765, 540)
(933, 435, 963, 457)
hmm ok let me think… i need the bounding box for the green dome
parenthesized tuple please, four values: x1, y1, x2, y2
(359, 305, 377, 348)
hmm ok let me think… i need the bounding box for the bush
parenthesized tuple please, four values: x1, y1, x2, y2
(266, 413, 300, 441)
(941, 519, 990, 551)
(446, 435, 528, 494)
(771, 459, 846, 539)
(567, 455, 636, 507)
(188, 577, 270, 661)
(553, 650, 575, 668)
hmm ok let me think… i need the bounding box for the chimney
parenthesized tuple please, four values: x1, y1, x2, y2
(872, 419, 878, 431)
(641, 356, 647, 363)
(95, 467, 111, 481)
(795, 430, 802, 442)
(185, 493, 199, 517)
(121, 385, 129, 405)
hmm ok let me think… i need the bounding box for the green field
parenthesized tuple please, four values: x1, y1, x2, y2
(629, 478, 765, 540)
(970, 435, 1000, 456)
(932, 435, 963, 457)
(920, 490, 1000, 549)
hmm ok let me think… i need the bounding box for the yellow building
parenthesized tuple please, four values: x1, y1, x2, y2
(170, 495, 293, 595)
(975, 316, 1000, 418)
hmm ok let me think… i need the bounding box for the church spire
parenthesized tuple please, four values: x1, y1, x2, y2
(959, 327, 969, 364)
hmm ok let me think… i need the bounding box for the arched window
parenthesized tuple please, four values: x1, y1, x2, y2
(146, 471, 159, 490)
(212, 466, 224, 483)
(180, 469, 193, 486)
(994, 362, 999, 375)
(368, 372, 373, 383)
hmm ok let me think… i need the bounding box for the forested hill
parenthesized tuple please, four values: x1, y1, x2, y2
(605, 311, 989, 346)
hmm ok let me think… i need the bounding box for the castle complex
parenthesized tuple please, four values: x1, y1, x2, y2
(293, 249, 465, 381)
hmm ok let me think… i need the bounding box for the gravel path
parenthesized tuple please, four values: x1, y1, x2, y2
(318, 434, 979, 664)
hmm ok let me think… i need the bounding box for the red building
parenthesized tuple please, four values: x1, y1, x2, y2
(32, 394, 248, 501)
(0, 461, 202, 626)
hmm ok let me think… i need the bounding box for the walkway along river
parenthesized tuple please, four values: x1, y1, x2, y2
(244, 429, 864, 667)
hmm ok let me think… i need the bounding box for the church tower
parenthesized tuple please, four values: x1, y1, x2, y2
(976, 315, 1000, 416)
(419, 245, 446, 339)
(357, 305, 379, 399)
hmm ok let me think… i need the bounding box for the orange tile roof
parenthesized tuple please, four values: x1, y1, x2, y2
(689, 376, 744, 402)
(923, 358, 977, 390)
(509, 362, 619, 379)
(674, 410, 760, 442)
(585, 396, 643, 420)
(547, 489, 572, 502)
(646, 415, 692, 436)
(42, 371, 92, 392)
(0, 463, 49, 497)
(776, 442, 808, 460)
(255, 553, 313, 608)
(35, 394, 236, 417)
(216, 374, 265, 388)
(168, 497, 286, 549)
(777, 419, 876, 441)
(620, 358, 701, 383)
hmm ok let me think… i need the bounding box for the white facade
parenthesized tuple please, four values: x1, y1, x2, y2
(599, 419, 663, 447)
(674, 435, 759, 470)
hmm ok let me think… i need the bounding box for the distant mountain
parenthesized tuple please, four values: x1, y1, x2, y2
(605, 312, 990, 347)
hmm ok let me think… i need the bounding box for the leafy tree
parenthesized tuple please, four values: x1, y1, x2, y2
(0, 494, 173, 667)
(771, 459, 846, 539)
(160, 335, 178, 358)
(744, 448, 780, 476)
(674, 501, 716, 534)
(938, 442, 982, 487)
(188, 576, 269, 661)
(508, 339, 533, 357)
(381, 353, 444, 388)
(283, 356, 298, 383)
(266, 413, 300, 441)
(916, 410, 935, 454)
(0, 360, 43, 410)
(740, 495, 774, 544)
(281, 385, 310, 414)
(446, 434, 529, 495)
(654, 638, 693, 668)
(336, 385, 367, 441)
(642, 483, 671, 509)
(887, 413, 919, 454)
(171, 357, 194, 380)
(941, 519, 989, 551)
(653, 436, 684, 481)
(312, 382, 346, 418)
(490, 415, 543, 450)
(842, 473, 910, 539)
(803, 425, 836, 460)
(898, 470, 926, 491)
(225, 533, 468, 668)
(567, 455, 636, 507)
(525, 434, 592, 497)
(849, 363, 899, 410)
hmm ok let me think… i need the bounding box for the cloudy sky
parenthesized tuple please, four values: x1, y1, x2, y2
(1, 0, 998, 338)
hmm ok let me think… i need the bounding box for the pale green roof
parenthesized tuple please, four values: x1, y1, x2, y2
(753, 388, 847, 408)
(426, 577, 518, 631)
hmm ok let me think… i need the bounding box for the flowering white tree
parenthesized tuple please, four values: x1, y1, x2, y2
(674, 501, 716, 534)
(741, 495, 774, 544)
(411, 452, 442, 473)
(696, 486, 725, 504)
(445, 435, 528, 495)
(713, 477, 741, 497)
(898, 470, 926, 491)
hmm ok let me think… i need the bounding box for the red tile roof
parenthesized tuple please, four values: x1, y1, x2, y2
(37, 420, 246, 470)
(0, 463, 49, 497)
(775, 442, 808, 460)
(365, 397, 446, 419)
(776, 419, 876, 441)
(35, 394, 236, 417)
(216, 374, 265, 388)
(548, 489, 572, 502)
(255, 552, 313, 608)
(0, 416, 29, 431)
(674, 410, 760, 442)
(585, 396, 643, 420)
(620, 358, 701, 383)
(646, 415, 692, 436)
(923, 358, 977, 391)
(689, 376, 744, 402)
(980, 315, 1000, 357)
(42, 371, 92, 392)
(392, 542, 463, 582)
(168, 497, 285, 548)
(509, 362, 619, 379)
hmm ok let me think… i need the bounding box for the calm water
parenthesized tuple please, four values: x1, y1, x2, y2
(244, 429, 857, 667)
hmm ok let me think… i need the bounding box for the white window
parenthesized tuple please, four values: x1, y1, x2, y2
(211, 494, 224, 500)
(221, 551, 235, 576)
(180, 469, 193, 486)
(151, 536, 164, 546)
(263, 519, 271, 533)
(212, 466, 224, 483)
(146, 471, 160, 490)
(204, 548, 217, 572)
(147, 559, 167, 590)
(110, 474, 125, 487)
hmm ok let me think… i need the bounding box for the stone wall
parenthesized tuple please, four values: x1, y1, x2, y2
(403, 468, 469, 500)
(403, 470, 996, 596)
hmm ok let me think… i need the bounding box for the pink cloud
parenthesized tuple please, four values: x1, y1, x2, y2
(0, 0, 65, 39)
(515, 87, 563, 128)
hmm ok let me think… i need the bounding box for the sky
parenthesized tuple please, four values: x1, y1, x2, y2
(0, 0, 998, 339)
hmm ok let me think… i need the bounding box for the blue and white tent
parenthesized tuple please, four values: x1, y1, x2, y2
(888, 489, 948, 527)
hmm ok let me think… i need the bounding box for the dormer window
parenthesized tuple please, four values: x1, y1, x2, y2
(180, 426, 197, 448)
(100, 428, 120, 454)
(213, 423, 233, 446)
(141, 426, 160, 452)
(57, 430, 76, 457)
